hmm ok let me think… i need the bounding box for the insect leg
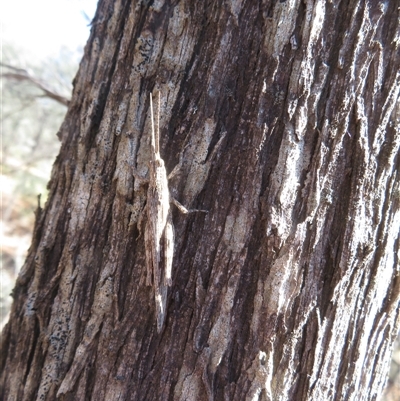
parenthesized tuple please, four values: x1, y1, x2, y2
(171, 197, 208, 214)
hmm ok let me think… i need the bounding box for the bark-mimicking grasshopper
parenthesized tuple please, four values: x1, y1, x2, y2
(134, 92, 207, 333)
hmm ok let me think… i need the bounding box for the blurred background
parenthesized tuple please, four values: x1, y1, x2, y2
(0, 1, 398, 399)
(1, 0, 97, 325)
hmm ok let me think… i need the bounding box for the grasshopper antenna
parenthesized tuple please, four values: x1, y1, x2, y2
(155, 91, 160, 155)
(149, 92, 161, 157)
(149, 93, 156, 159)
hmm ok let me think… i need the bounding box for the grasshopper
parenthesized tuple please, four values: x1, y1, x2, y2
(134, 92, 206, 332)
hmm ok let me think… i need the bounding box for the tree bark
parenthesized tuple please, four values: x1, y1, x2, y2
(1, 0, 399, 400)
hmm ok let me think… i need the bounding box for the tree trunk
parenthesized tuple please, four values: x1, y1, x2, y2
(1, 1, 399, 400)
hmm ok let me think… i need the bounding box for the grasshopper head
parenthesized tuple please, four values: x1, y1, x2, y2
(150, 158, 164, 169)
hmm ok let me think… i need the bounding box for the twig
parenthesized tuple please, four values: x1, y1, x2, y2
(1, 63, 70, 107)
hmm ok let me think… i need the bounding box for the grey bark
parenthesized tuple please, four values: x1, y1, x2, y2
(1, 0, 399, 400)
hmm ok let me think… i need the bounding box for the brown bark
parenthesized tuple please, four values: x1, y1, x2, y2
(1, 0, 399, 400)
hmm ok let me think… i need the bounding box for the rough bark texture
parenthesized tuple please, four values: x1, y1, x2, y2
(1, 0, 399, 400)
